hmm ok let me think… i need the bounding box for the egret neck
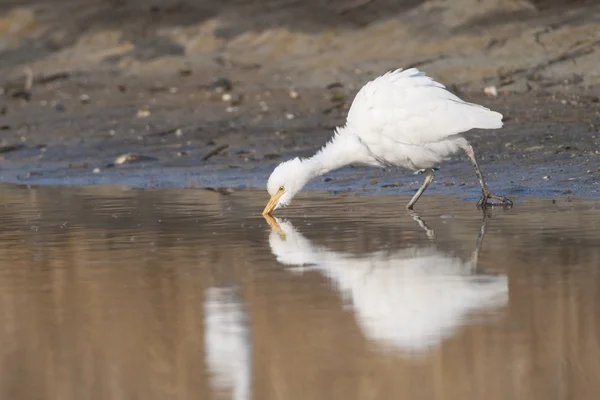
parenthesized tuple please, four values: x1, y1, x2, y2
(262, 126, 373, 216)
(304, 127, 370, 177)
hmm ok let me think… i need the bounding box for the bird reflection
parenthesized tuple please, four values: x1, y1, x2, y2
(264, 213, 508, 355)
(204, 287, 252, 400)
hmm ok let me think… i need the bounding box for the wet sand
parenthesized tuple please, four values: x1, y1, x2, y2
(0, 185, 599, 399)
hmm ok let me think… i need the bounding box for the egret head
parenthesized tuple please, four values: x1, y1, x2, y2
(263, 158, 313, 215)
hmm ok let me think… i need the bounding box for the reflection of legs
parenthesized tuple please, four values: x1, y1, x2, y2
(470, 209, 490, 270)
(406, 169, 435, 210)
(462, 143, 513, 207)
(408, 211, 436, 241)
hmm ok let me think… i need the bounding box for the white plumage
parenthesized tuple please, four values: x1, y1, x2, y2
(263, 68, 512, 214)
(347, 68, 501, 168)
(349, 69, 502, 144)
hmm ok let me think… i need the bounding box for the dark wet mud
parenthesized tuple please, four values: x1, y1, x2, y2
(0, 185, 599, 399)
(1, 77, 599, 203)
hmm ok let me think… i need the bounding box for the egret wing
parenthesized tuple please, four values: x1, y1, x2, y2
(346, 68, 503, 146)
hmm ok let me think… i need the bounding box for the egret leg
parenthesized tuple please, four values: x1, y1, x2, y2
(406, 168, 435, 210)
(463, 144, 513, 207)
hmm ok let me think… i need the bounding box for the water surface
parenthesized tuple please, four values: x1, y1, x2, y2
(0, 185, 599, 400)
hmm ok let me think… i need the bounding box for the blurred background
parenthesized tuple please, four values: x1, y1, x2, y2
(0, 0, 598, 189)
(2, 0, 599, 91)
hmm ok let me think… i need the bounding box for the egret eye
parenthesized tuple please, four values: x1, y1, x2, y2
(279, 186, 284, 192)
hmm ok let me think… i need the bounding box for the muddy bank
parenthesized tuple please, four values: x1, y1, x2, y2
(0, 0, 599, 202)
(0, 76, 598, 201)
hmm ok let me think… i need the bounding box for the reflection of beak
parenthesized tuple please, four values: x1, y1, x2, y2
(263, 214, 286, 240)
(262, 189, 284, 216)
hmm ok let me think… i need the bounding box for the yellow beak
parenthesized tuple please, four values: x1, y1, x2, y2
(262, 189, 284, 216)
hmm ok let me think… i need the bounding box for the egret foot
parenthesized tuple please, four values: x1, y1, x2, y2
(477, 191, 513, 208)
(462, 143, 515, 209)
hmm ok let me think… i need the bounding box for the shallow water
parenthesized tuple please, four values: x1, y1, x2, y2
(0, 185, 599, 400)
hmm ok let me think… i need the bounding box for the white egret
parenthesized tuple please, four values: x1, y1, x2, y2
(263, 68, 512, 215)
